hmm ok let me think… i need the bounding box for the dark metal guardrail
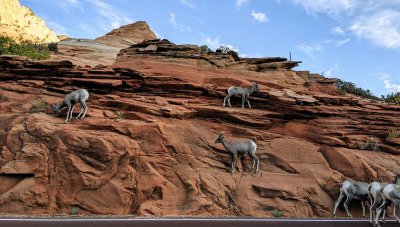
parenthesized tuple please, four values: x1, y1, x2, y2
(0, 218, 398, 227)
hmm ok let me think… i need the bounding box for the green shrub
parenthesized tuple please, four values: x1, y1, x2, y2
(216, 45, 231, 54)
(227, 50, 240, 60)
(336, 80, 400, 105)
(70, 207, 79, 215)
(28, 100, 47, 113)
(47, 42, 58, 52)
(337, 89, 346, 96)
(387, 128, 399, 139)
(335, 80, 379, 100)
(0, 36, 50, 60)
(382, 92, 400, 104)
(200, 45, 211, 54)
(272, 209, 282, 218)
(114, 111, 125, 120)
(216, 45, 240, 60)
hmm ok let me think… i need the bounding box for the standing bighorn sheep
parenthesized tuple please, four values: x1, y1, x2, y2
(369, 181, 388, 224)
(223, 81, 259, 109)
(214, 131, 259, 173)
(368, 175, 400, 225)
(52, 89, 89, 123)
(333, 180, 369, 218)
(374, 174, 400, 227)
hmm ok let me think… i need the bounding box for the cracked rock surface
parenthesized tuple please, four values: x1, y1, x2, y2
(0, 45, 399, 217)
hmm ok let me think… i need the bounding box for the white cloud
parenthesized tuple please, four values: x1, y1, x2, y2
(47, 21, 68, 35)
(297, 43, 323, 58)
(79, 23, 99, 36)
(87, 0, 132, 31)
(349, 10, 400, 49)
(57, 0, 84, 11)
(321, 39, 333, 44)
(251, 10, 269, 23)
(379, 73, 400, 93)
(291, 1, 400, 50)
(335, 63, 340, 71)
(335, 38, 350, 46)
(384, 79, 400, 92)
(323, 69, 333, 77)
(67, 0, 80, 5)
(292, 0, 359, 16)
(79, 24, 92, 33)
(298, 38, 351, 57)
(168, 13, 192, 32)
(331, 26, 345, 35)
(203, 36, 221, 49)
(180, 0, 196, 9)
(236, 0, 249, 8)
(111, 21, 121, 29)
(379, 73, 390, 80)
(202, 36, 239, 52)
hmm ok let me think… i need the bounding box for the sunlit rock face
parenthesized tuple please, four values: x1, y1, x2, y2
(0, 0, 59, 43)
(0, 52, 400, 217)
(0, 12, 400, 217)
(95, 21, 158, 48)
(50, 21, 158, 67)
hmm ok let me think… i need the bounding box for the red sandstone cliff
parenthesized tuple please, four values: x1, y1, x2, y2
(0, 33, 400, 217)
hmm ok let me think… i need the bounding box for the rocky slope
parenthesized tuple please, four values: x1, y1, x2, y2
(0, 0, 59, 43)
(52, 22, 158, 67)
(51, 38, 121, 67)
(95, 21, 157, 48)
(0, 39, 400, 217)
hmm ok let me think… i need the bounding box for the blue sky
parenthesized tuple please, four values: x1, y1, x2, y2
(20, 0, 400, 96)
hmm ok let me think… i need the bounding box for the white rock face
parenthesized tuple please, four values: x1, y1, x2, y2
(0, 0, 59, 43)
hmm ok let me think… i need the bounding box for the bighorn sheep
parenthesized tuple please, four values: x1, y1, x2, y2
(374, 174, 400, 227)
(52, 89, 89, 123)
(223, 81, 259, 109)
(333, 180, 369, 218)
(368, 175, 400, 225)
(369, 181, 388, 224)
(214, 131, 259, 173)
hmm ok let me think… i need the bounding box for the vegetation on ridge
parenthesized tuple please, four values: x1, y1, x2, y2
(382, 92, 400, 104)
(335, 79, 400, 105)
(200, 45, 211, 54)
(0, 36, 53, 60)
(200, 44, 239, 59)
(335, 80, 379, 100)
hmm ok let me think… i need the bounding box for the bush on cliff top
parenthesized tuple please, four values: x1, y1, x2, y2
(336, 80, 400, 105)
(216, 45, 240, 60)
(0, 36, 51, 60)
(200, 45, 211, 54)
(335, 80, 380, 100)
(382, 92, 400, 104)
(201, 45, 240, 59)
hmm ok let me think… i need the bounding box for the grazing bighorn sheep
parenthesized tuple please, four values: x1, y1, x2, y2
(214, 131, 259, 173)
(52, 89, 89, 123)
(333, 180, 369, 218)
(223, 81, 259, 109)
(374, 174, 400, 227)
